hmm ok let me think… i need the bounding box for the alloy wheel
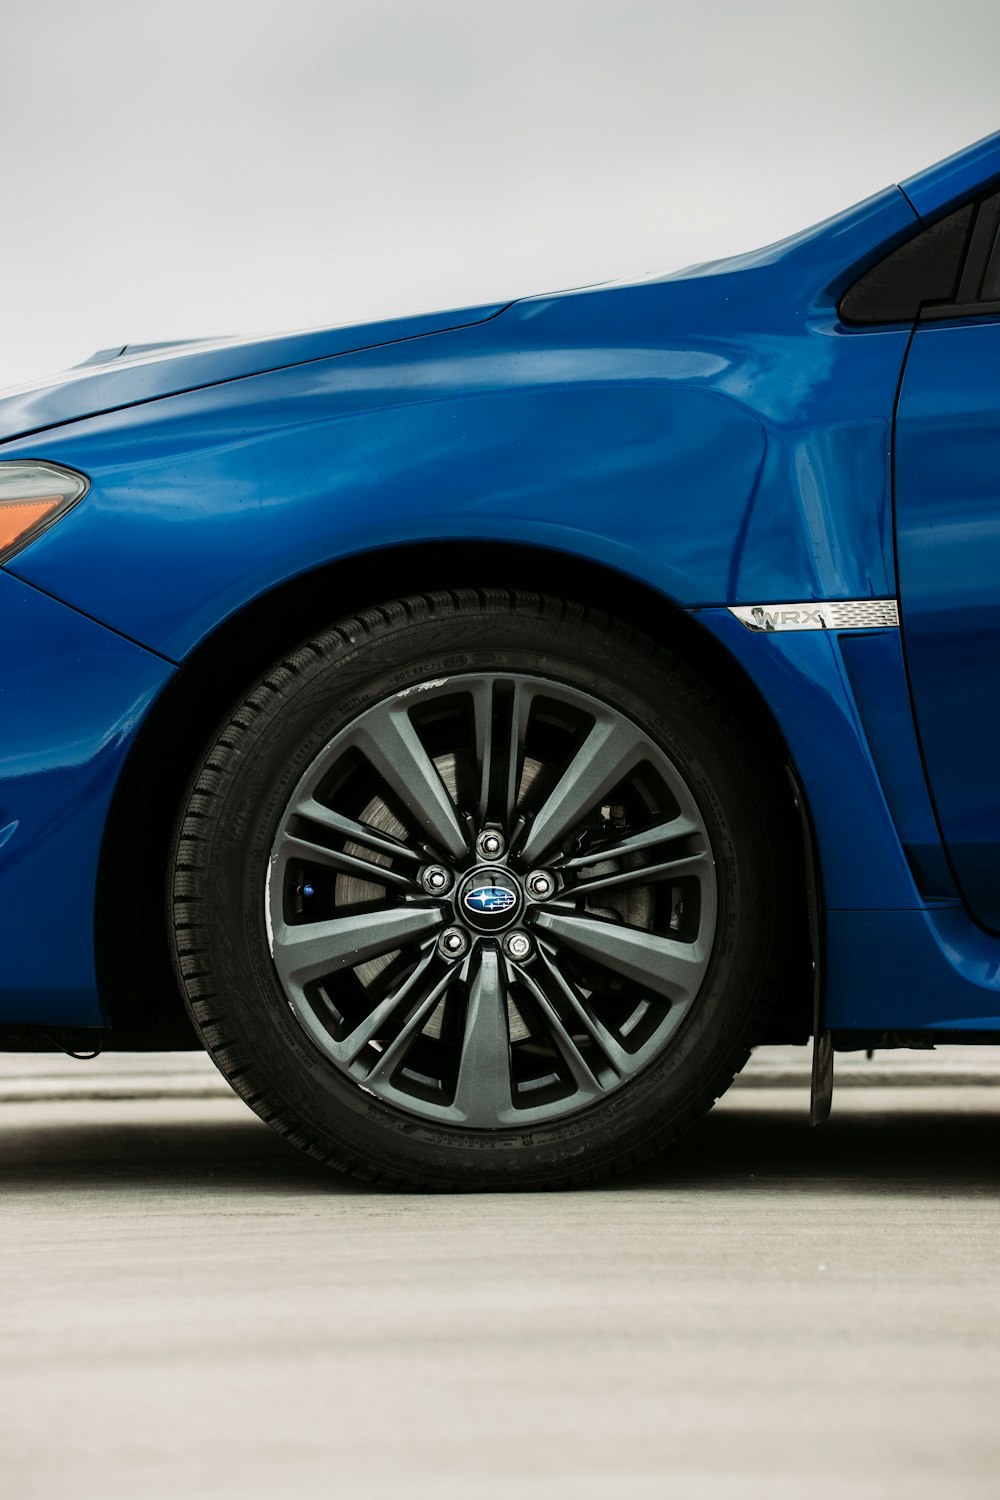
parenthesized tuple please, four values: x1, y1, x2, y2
(267, 672, 718, 1128)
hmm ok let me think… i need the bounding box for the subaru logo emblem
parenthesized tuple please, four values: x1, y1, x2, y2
(464, 884, 517, 914)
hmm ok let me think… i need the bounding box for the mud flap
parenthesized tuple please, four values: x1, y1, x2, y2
(810, 1028, 834, 1125)
(785, 766, 833, 1124)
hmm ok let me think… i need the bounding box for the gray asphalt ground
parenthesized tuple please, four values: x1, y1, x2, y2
(5, 1042, 1000, 1100)
(2, 1052, 998, 1500)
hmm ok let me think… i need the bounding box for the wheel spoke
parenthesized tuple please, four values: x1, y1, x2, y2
(520, 714, 650, 865)
(532, 910, 707, 1005)
(273, 905, 443, 988)
(554, 813, 702, 870)
(276, 832, 418, 891)
(351, 705, 468, 859)
(471, 678, 530, 826)
(330, 947, 438, 1066)
(450, 947, 513, 1125)
(566, 848, 713, 901)
(534, 945, 632, 1077)
(364, 967, 457, 1083)
(290, 796, 424, 865)
(512, 962, 606, 1097)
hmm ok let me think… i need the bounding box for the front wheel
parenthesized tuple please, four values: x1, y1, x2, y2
(169, 591, 792, 1189)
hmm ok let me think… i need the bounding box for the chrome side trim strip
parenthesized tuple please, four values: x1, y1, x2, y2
(728, 600, 899, 632)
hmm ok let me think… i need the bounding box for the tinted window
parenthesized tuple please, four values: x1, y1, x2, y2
(982, 232, 1000, 301)
(839, 204, 972, 325)
(974, 203, 1000, 301)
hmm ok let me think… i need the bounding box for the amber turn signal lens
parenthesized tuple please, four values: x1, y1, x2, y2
(0, 496, 63, 551)
(0, 463, 88, 560)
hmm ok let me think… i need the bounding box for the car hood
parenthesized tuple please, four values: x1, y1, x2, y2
(0, 178, 924, 450)
(0, 302, 510, 446)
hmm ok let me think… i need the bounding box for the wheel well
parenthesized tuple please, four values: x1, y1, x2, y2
(94, 541, 813, 1048)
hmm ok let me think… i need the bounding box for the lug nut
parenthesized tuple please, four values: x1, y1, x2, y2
(438, 927, 469, 959)
(421, 864, 453, 895)
(502, 930, 533, 962)
(476, 830, 505, 860)
(526, 870, 556, 900)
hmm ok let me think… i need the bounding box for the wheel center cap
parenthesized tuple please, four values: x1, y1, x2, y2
(457, 866, 523, 933)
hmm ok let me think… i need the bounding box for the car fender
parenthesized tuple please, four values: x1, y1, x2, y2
(3, 266, 908, 662)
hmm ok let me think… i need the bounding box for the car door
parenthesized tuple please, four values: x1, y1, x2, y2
(895, 190, 1000, 933)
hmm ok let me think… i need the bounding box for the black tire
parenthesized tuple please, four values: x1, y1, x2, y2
(169, 590, 792, 1190)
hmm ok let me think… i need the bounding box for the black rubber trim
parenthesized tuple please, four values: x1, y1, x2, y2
(920, 298, 1000, 321)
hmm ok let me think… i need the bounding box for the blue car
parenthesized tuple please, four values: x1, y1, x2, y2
(3, 131, 999, 1189)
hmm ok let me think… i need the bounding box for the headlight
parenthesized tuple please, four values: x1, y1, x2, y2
(0, 461, 89, 561)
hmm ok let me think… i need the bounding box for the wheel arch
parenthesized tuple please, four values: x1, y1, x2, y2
(94, 539, 813, 1047)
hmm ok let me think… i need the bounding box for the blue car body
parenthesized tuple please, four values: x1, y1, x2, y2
(3, 132, 1000, 1049)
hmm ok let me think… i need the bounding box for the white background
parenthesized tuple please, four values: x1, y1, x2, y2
(2, 0, 997, 389)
